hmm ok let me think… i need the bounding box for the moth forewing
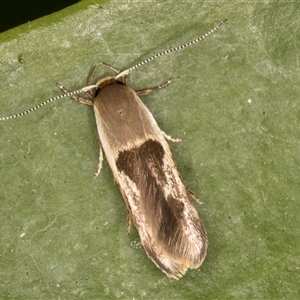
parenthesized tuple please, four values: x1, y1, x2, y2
(92, 77, 207, 279)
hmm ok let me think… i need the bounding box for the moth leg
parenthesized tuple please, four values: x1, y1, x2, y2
(93, 145, 104, 179)
(136, 79, 180, 142)
(56, 83, 94, 106)
(126, 213, 132, 233)
(100, 63, 129, 84)
(136, 78, 173, 96)
(85, 65, 97, 98)
(100, 62, 120, 74)
(87, 65, 96, 85)
(162, 131, 182, 143)
(188, 189, 203, 204)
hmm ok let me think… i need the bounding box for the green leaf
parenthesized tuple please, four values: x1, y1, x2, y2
(1, 1, 300, 299)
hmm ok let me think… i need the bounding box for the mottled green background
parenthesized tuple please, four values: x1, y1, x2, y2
(0, 1, 299, 299)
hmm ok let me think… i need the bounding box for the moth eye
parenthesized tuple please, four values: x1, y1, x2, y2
(117, 109, 123, 116)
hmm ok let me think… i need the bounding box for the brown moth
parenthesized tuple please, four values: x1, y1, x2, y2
(0, 19, 226, 278)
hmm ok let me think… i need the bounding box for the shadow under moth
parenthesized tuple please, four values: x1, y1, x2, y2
(1, 19, 226, 279)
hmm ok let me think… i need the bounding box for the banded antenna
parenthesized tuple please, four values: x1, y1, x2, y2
(0, 85, 97, 121)
(116, 18, 227, 79)
(0, 19, 227, 121)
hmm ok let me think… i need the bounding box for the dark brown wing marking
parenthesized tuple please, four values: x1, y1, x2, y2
(116, 139, 207, 278)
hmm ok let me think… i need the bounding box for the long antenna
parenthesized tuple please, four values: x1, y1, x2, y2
(0, 85, 96, 121)
(0, 19, 227, 121)
(116, 19, 227, 79)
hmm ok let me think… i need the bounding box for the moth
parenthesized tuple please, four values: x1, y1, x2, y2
(1, 19, 226, 279)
